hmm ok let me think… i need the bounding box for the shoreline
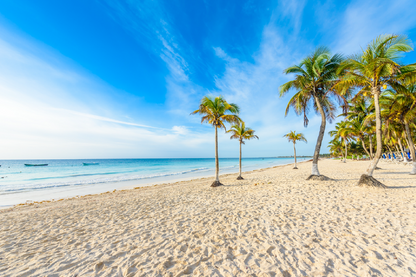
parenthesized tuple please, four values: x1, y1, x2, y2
(0, 158, 310, 210)
(1, 159, 415, 276)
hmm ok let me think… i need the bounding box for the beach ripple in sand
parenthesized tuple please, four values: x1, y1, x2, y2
(1, 159, 416, 276)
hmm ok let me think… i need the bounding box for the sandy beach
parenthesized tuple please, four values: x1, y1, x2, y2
(1, 159, 415, 276)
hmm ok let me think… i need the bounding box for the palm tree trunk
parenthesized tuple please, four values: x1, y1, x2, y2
(394, 144, 401, 160)
(387, 145, 393, 160)
(364, 89, 382, 176)
(369, 135, 374, 159)
(398, 138, 408, 162)
(359, 89, 386, 188)
(343, 138, 347, 163)
(311, 94, 326, 176)
(237, 141, 243, 179)
(215, 126, 219, 181)
(211, 126, 222, 187)
(361, 137, 371, 158)
(404, 122, 416, 174)
(293, 142, 297, 169)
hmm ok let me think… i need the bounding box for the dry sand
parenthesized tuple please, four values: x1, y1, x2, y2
(1, 159, 415, 277)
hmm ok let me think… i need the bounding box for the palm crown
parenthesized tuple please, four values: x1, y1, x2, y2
(336, 35, 414, 97)
(227, 122, 258, 144)
(191, 96, 240, 128)
(280, 46, 347, 126)
(283, 131, 307, 144)
(328, 121, 350, 141)
(328, 139, 343, 156)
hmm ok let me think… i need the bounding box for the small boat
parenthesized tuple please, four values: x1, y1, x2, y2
(25, 164, 48, 166)
(83, 162, 99, 166)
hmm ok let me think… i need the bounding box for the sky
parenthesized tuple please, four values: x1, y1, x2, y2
(0, 0, 416, 159)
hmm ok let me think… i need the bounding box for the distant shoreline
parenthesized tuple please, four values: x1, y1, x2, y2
(0, 157, 311, 208)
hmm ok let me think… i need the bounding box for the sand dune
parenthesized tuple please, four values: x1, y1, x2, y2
(1, 159, 416, 276)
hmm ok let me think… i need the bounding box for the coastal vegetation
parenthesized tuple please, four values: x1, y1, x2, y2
(279, 34, 416, 187)
(283, 131, 307, 169)
(192, 34, 416, 189)
(227, 122, 259, 180)
(279, 47, 348, 180)
(334, 34, 415, 187)
(191, 96, 240, 187)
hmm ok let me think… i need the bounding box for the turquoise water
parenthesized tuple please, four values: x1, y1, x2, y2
(0, 158, 302, 206)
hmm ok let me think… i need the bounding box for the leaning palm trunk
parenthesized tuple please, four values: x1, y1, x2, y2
(404, 123, 416, 174)
(307, 94, 330, 180)
(359, 89, 386, 188)
(394, 145, 401, 161)
(237, 141, 243, 180)
(212, 126, 222, 187)
(387, 145, 393, 161)
(293, 142, 298, 169)
(369, 135, 374, 159)
(343, 138, 347, 163)
(398, 138, 408, 162)
(360, 138, 371, 158)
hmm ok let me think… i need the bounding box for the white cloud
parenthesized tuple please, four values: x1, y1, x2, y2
(0, 25, 215, 159)
(334, 0, 416, 55)
(2, 0, 416, 159)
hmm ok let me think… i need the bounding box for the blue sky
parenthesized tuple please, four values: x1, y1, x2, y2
(0, 0, 416, 159)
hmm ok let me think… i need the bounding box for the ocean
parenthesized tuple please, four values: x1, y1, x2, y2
(0, 157, 303, 207)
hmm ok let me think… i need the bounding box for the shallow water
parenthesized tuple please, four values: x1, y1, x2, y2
(0, 157, 303, 206)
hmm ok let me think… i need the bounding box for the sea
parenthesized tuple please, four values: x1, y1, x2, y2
(0, 157, 305, 207)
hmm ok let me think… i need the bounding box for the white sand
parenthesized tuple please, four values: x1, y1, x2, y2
(1, 159, 415, 276)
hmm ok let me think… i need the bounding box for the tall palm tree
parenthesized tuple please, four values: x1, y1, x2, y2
(191, 96, 240, 187)
(227, 122, 259, 179)
(283, 131, 307, 169)
(336, 34, 414, 187)
(280, 47, 347, 180)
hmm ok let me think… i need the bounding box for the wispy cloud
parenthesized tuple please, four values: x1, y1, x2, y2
(2, 0, 416, 159)
(0, 24, 212, 159)
(100, 0, 203, 117)
(334, 0, 416, 55)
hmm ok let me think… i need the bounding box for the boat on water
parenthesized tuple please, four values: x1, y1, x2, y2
(24, 164, 48, 167)
(83, 162, 99, 166)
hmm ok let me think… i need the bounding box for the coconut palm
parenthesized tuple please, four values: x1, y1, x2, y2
(344, 97, 375, 158)
(283, 131, 307, 169)
(336, 34, 414, 187)
(382, 82, 416, 173)
(191, 96, 240, 187)
(280, 47, 347, 180)
(329, 121, 351, 163)
(227, 122, 259, 179)
(328, 139, 344, 159)
(344, 119, 372, 159)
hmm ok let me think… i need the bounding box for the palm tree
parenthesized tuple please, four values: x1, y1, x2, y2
(329, 121, 351, 163)
(382, 82, 416, 173)
(336, 34, 414, 187)
(227, 122, 259, 179)
(328, 138, 344, 159)
(344, 119, 372, 159)
(283, 131, 307, 169)
(344, 97, 375, 158)
(280, 47, 347, 180)
(191, 96, 240, 187)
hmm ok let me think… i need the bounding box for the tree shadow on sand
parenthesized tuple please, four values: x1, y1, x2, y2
(378, 171, 413, 175)
(388, 186, 416, 189)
